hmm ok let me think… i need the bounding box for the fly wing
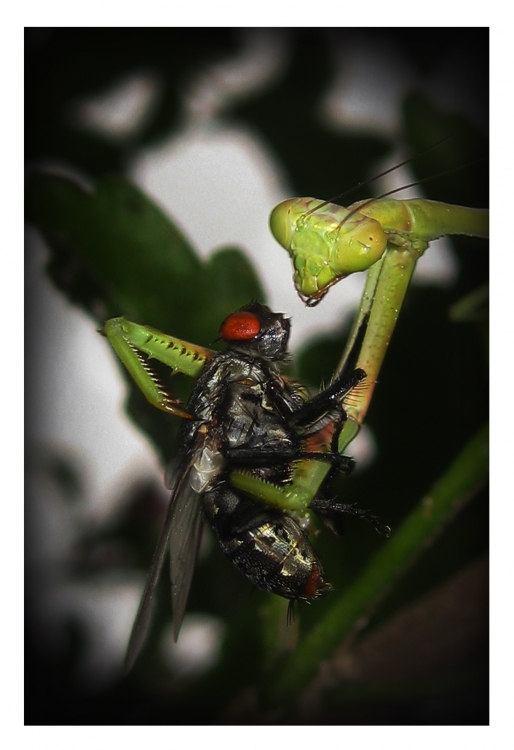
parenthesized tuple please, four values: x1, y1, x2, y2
(169, 474, 205, 642)
(124, 461, 203, 673)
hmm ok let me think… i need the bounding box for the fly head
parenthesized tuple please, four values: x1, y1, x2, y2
(219, 302, 290, 361)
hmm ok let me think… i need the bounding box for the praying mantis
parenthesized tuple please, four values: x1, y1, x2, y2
(262, 184, 489, 704)
(270, 192, 489, 450)
(104, 165, 489, 669)
(221, 186, 489, 522)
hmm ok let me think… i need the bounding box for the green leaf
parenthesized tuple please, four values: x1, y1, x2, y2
(26, 171, 264, 461)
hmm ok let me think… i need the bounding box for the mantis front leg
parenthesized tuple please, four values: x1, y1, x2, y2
(103, 317, 214, 419)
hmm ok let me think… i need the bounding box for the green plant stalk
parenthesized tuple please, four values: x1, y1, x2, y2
(264, 423, 489, 707)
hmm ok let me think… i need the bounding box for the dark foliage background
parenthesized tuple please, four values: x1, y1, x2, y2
(25, 28, 488, 725)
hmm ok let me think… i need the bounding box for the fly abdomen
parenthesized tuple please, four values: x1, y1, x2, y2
(203, 484, 331, 601)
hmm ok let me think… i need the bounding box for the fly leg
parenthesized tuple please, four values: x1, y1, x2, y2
(224, 444, 355, 475)
(287, 367, 367, 437)
(310, 495, 391, 538)
(228, 370, 365, 516)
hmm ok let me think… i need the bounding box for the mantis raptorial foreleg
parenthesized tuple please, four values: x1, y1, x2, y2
(104, 317, 214, 419)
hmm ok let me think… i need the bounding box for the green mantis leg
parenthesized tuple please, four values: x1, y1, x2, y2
(104, 317, 213, 419)
(334, 204, 487, 451)
(230, 458, 332, 518)
(336, 240, 424, 452)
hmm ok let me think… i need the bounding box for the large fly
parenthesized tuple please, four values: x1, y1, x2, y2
(104, 302, 390, 671)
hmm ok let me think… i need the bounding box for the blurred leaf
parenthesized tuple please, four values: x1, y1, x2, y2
(403, 93, 489, 208)
(26, 171, 264, 461)
(25, 28, 242, 175)
(231, 30, 391, 198)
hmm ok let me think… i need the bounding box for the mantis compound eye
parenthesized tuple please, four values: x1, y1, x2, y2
(269, 198, 297, 251)
(332, 217, 387, 276)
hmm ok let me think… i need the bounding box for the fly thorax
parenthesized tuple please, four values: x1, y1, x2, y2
(223, 378, 293, 454)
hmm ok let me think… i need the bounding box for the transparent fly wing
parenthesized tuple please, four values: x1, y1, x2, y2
(164, 455, 180, 489)
(169, 475, 205, 641)
(124, 492, 175, 673)
(124, 463, 203, 673)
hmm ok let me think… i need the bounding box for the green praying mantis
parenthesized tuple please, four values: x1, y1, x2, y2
(226, 188, 489, 523)
(104, 165, 489, 666)
(270, 191, 489, 450)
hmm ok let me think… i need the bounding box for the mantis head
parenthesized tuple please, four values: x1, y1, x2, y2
(270, 198, 387, 304)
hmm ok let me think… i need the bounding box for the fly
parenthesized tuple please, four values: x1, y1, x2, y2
(104, 302, 390, 671)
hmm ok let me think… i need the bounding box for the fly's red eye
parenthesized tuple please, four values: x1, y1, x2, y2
(220, 311, 261, 341)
